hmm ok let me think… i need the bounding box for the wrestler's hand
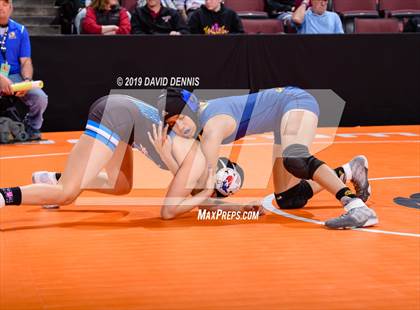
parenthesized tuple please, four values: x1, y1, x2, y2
(148, 122, 173, 161)
(241, 200, 266, 215)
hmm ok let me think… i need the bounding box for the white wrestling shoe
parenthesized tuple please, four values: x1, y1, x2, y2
(32, 171, 60, 209)
(341, 155, 371, 202)
(0, 193, 4, 208)
(325, 198, 378, 229)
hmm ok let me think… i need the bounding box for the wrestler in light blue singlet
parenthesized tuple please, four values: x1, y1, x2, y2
(199, 87, 320, 144)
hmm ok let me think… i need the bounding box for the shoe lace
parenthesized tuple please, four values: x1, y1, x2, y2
(351, 165, 365, 195)
(336, 210, 351, 220)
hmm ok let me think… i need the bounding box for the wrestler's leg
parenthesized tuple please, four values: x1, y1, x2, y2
(273, 109, 377, 228)
(0, 134, 114, 207)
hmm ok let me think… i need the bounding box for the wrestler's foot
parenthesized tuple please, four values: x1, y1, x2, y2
(342, 155, 371, 202)
(325, 198, 378, 229)
(32, 171, 60, 209)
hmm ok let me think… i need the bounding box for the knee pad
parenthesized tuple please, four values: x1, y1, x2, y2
(282, 144, 324, 180)
(275, 180, 314, 209)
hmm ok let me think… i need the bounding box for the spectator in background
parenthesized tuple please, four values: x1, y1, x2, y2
(292, 0, 343, 34)
(137, 0, 177, 10)
(266, 0, 295, 22)
(174, 0, 205, 22)
(188, 0, 243, 34)
(131, 0, 189, 34)
(0, 0, 48, 140)
(138, 0, 189, 23)
(82, 0, 131, 34)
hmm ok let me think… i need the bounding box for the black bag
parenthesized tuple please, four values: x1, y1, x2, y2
(0, 96, 28, 122)
(0, 96, 29, 143)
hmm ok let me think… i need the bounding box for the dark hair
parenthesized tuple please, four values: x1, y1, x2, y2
(215, 157, 245, 198)
(90, 0, 119, 11)
(157, 88, 200, 128)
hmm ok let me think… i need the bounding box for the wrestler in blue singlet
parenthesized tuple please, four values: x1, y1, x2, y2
(199, 87, 319, 144)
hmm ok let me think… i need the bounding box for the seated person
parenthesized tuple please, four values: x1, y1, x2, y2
(174, 0, 205, 21)
(266, 0, 296, 22)
(137, 0, 177, 10)
(82, 0, 131, 34)
(131, 0, 189, 34)
(292, 0, 343, 34)
(0, 0, 48, 140)
(188, 0, 243, 34)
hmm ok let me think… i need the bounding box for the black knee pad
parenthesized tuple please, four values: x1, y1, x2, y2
(274, 180, 314, 209)
(282, 144, 324, 180)
(276, 194, 308, 209)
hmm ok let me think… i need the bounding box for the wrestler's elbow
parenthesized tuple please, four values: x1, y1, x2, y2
(161, 206, 177, 220)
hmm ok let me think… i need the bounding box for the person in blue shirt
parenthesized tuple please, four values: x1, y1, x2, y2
(0, 0, 48, 140)
(292, 0, 344, 34)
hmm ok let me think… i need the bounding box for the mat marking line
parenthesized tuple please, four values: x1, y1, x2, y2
(262, 176, 420, 238)
(1, 140, 419, 160)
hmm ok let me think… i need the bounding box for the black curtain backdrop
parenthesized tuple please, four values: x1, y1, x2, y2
(31, 34, 420, 132)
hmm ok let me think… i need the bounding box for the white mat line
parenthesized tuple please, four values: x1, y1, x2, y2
(262, 194, 420, 238)
(1, 140, 419, 160)
(369, 176, 420, 181)
(225, 140, 420, 147)
(76, 197, 265, 206)
(0, 152, 69, 160)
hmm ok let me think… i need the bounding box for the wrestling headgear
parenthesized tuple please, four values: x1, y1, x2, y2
(214, 157, 245, 198)
(157, 88, 200, 126)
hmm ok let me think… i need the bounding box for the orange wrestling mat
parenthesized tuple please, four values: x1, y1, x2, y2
(0, 125, 419, 310)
